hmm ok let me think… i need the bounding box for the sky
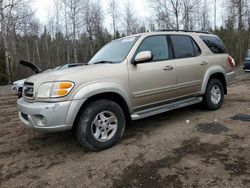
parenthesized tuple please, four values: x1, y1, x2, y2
(32, 0, 152, 26)
(32, 0, 224, 32)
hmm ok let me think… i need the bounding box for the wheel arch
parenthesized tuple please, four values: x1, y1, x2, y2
(201, 66, 227, 95)
(208, 73, 227, 94)
(73, 92, 132, 130)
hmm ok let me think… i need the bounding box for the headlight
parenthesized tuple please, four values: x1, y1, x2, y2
(37, 81, 74, 98)
(51, 82, 75, 98)
(37, 82, 53, 98)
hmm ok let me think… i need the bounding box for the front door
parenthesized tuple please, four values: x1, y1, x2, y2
(128, 35, 177, 111)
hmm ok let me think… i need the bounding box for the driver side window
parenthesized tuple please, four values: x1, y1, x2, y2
(136, 36, 170, 62)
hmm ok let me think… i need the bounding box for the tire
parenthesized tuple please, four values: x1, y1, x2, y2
(203, 78, 224, 110)
(75, 99, 126, 151)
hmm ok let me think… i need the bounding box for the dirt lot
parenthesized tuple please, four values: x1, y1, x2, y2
(0, 70, 250, 188)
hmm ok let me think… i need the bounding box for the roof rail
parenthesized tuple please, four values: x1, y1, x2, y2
(156, 29, 210, 34)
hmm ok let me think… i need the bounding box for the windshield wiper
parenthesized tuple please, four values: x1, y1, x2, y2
(92, 60, 118, 65)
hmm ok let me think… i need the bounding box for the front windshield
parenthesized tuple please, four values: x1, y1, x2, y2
(88, 36, 139, 64)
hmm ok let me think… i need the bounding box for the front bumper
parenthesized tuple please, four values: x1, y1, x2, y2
(226, 71, 235, 85)
(17, 98, 86, 132)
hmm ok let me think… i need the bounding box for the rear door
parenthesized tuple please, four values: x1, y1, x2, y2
(169, 35, 205, 98)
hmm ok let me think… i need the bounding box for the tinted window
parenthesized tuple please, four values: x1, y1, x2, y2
(200, 35, 227, 54)
(136, 36, 169, 61)
(192, 39, 201, 56)
(170, 35, 196, 58)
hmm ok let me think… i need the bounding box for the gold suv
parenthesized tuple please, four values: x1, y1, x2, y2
(17, 30, 235, 150)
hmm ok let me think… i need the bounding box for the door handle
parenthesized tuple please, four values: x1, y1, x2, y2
(163, 66, 174, 71)
(200, 61, 208, 66)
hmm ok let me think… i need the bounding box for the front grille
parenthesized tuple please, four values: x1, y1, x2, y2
(23, 82, 34, 98)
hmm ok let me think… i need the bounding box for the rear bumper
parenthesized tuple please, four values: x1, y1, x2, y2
(226, 71, 235, 85)
(17, 98, 86, 132)
(243, 64, 250, 71)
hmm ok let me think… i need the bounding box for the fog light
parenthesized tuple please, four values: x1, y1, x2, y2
(32, 115, 47, 126)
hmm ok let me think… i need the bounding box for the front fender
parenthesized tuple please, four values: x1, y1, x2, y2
(201, 66, 226, 94)
(72, 82, 132, 111)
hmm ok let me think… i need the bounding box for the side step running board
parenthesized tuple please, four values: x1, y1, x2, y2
(131, 97, 202, 120)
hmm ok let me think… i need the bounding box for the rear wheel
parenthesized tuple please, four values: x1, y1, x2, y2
(203, 78, 224, 110)
(75, 99, 126, 151)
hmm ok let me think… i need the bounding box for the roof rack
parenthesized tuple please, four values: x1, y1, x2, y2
(156, 29, 210, 34)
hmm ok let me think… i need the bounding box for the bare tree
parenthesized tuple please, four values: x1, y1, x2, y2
(151, 0, 198, 30)
(62, 1, 71, 64)
(228, 0, 248, 30)
(182, 0, 198, 30)
(81, 0, 104, 59)
(151, 0, 173, 29)
(55, 1, 61, 65)
(170, 0, 182, 29)
(199, 0, 210, 31)
(214, 0, 217, 30)
(0, 0, 32, 83)
(108, 0, 119, 37)
(151, 0, 181, 29)
(124, 1, 137, 35)
(62, 0, 83, 63)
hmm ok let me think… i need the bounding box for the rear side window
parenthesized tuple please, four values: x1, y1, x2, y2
(192, 39, 201, 56)
(170, 35, 200, 59)
(200, 35, 227, 54)
(136, 36, 169, 61)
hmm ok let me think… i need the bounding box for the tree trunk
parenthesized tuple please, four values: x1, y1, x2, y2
(35, 39, 40, 66)
(238, 0, 243, 30)
(72, 7, 78, 63)
(3, 39, 12, 83)
(45, 35, 51, 69)
(67, 42, 70, 64)
(57, 45, 60, 65)
(11, 29, 17, 80)
(112, 16, 116, 37)
(0, 1, 12, 83)
(26, 39, 30, 61)
(214, 0, 217, 30)
(64, 3, 70, 64)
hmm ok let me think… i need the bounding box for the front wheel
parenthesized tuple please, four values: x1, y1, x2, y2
(75, 99, 126, 151)
(203, 78, 224, 110)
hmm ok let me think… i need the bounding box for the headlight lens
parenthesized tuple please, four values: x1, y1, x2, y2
(37, 82, 53, 98)
(37, 81, 74, 98)
(51, 82, 74, 98)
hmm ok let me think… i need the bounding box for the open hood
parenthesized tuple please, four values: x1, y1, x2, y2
(19, 60, 42, 74)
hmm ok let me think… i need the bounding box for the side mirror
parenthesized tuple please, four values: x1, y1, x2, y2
(134, 51, 152, 64)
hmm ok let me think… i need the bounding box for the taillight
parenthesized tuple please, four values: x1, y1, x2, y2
(227, 56, 235, 67)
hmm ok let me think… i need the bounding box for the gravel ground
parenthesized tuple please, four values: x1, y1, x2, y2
(0, 70, 250, 188)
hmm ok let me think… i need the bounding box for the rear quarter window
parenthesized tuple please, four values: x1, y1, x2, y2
(200, 35, 227, 54)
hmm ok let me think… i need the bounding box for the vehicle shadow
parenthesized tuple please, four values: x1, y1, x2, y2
(24, 103, 203, 154)
(123, 103, 203, 140)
